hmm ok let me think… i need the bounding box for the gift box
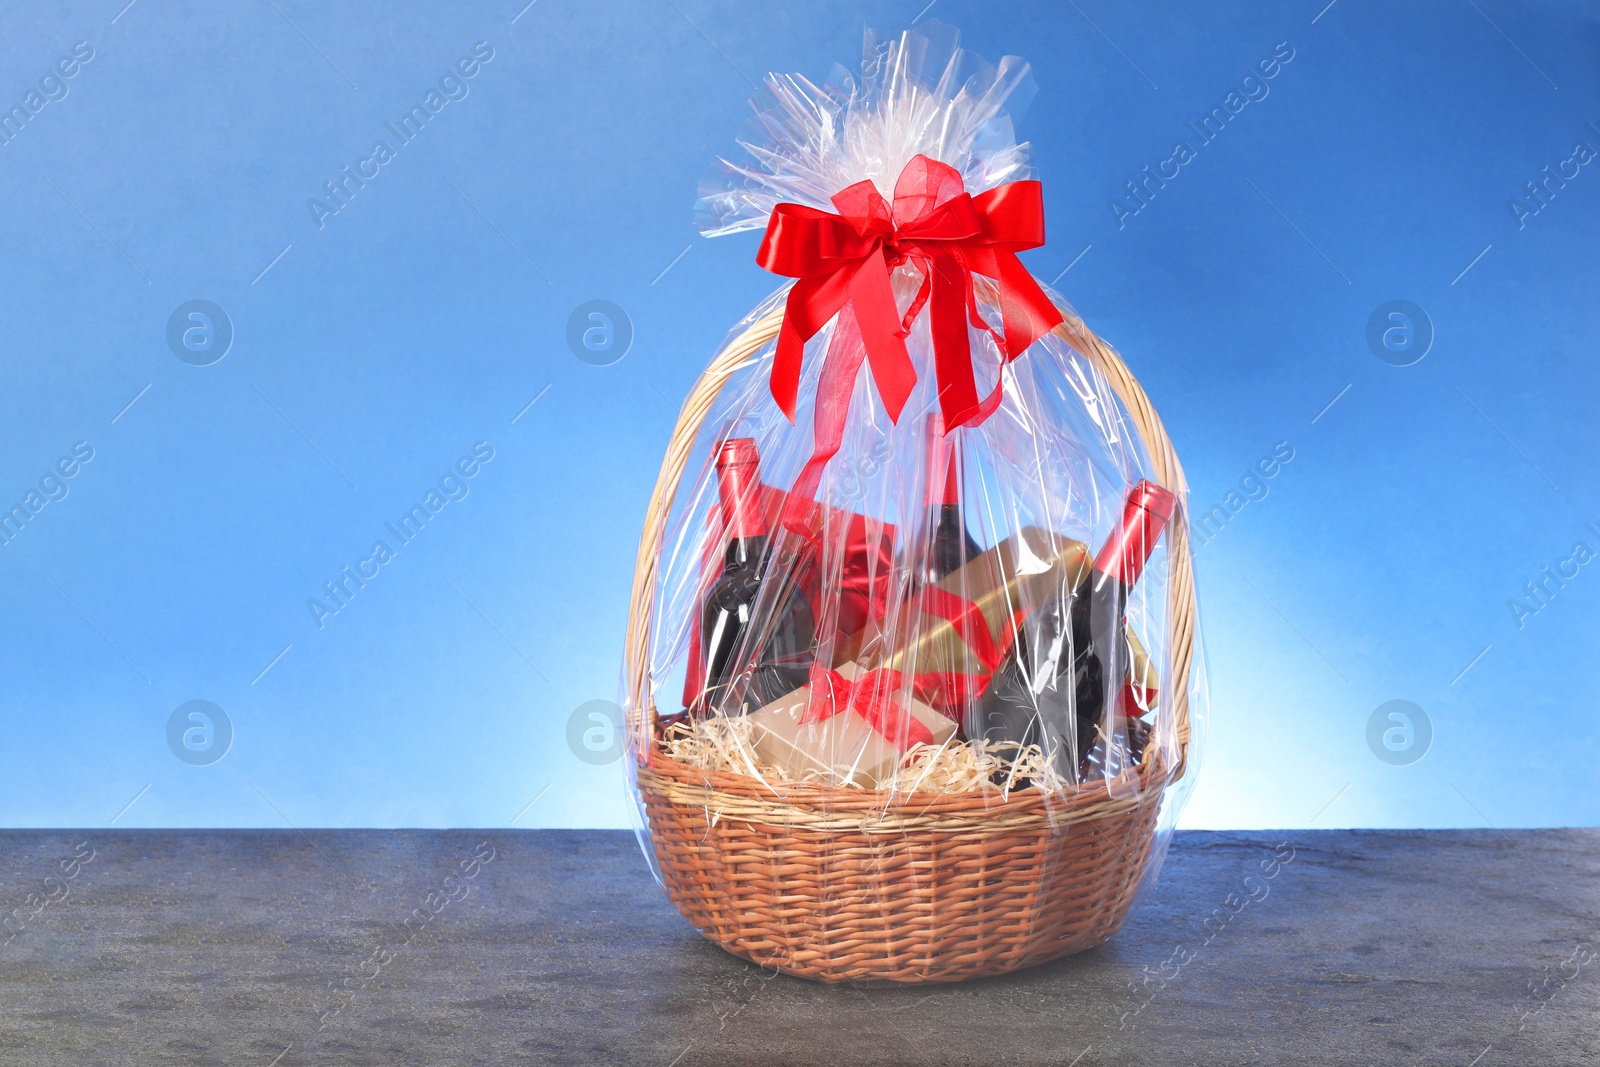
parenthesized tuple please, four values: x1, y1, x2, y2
(845, 526, 1090, 680)
(747, 662, 958, 788)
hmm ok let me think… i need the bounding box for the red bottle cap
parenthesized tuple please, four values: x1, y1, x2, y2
(715, 438, 767, 539)
(1092, 480, 1177, 587)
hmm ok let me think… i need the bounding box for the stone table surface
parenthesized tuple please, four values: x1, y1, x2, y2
(0, 828, 1596, 1066)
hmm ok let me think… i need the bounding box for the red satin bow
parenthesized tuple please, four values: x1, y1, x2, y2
(757, 155, 1064, 531)
(802, 666, 934, 752)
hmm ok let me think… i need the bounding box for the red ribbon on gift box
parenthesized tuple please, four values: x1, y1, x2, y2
(904, 591, 1030, 716)
(802, 666, 934, 753)
(756, 154, 1064, 533)
(911, 592, 1162, 727)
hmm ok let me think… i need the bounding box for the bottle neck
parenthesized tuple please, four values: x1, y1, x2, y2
(1091, 480, 1177, 588)
(923, 417, 962, 509)
(715, 453, 766, 541)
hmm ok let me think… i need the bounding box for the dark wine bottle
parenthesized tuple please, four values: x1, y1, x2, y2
(1073, 479, 1175, 770)
(970, 480, 1175, 782)
(922, 415, 980, 583)
(692, 438, 815, 716)
(964, 599, 1074, 780)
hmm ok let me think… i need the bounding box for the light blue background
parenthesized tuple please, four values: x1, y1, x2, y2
(1, 0, 1594, 830)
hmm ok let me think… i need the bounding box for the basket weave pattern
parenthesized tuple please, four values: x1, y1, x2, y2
(626, 305, 1195, 983)
(640, 757, 1165, 982)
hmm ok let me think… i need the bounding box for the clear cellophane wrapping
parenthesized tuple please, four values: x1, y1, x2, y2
(625, 22, 1204, 901)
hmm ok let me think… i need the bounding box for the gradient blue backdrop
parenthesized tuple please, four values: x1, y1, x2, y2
(1, 0, 1595, 830)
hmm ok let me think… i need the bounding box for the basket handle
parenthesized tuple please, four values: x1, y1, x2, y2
(623, 305, 1197, 781)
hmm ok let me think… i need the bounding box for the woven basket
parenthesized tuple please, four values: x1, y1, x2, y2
(624, 303, 1196, 983)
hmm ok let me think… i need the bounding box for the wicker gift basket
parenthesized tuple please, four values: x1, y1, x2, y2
(622, 25, 1202, 985)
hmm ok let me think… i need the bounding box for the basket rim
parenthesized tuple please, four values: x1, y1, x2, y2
(636, 746, 1172, 835)
(643, 745, 1165, 808)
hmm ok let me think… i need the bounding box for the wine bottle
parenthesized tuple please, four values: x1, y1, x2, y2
(966, 601, 1076, 780)
(970, 480, 1175, 782)
(921, 414, 980, 583)
(692, 438, 815, 715)
(1074, 479, 1175, 759)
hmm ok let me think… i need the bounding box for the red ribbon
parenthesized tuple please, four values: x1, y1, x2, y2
(802, 666, 934, 752)
(756, 155, 1064, 531)
(904, 592, 1032, 717)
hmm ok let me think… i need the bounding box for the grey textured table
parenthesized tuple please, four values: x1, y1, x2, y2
(1, 829, 1595, 1066)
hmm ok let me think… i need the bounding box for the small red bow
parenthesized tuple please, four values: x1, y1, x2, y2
(757, 155, 1063, 531)
(802, 666, 934, 752)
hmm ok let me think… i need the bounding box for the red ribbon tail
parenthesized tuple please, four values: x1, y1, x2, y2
(846, 248, 917, 424)
(780, 306, 867, 539)
(926, 251, 985, 430)
(771, 274, 852, 424)
(992, 251, 1064, 360)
